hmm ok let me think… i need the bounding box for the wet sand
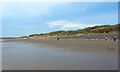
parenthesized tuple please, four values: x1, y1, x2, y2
(0, 40, 2, 71)
(2, 39, 118, 70)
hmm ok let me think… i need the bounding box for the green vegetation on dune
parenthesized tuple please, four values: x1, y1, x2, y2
(20, 24, 120, 39)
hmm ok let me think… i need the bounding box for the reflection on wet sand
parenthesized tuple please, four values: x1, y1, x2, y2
(2, 39, 118, 70)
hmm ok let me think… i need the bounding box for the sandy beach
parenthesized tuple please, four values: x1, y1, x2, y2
(0, 40, 2, 71)
(2, 39, 118, 70)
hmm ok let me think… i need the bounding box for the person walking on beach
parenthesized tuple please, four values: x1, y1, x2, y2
(105, 36, 108, 41)
(57, 37, 60, 40)
(113, 36, 117, 41)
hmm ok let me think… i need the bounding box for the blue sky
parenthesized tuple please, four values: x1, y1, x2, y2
(2, 2, 118, 37)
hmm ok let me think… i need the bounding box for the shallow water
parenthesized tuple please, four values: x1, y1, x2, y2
(2, 41, 118, 70)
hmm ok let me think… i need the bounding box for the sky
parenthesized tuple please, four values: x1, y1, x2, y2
(2, 2, 118, 37)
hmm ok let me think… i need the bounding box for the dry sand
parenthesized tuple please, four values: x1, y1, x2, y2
(2, 39, 118, 70)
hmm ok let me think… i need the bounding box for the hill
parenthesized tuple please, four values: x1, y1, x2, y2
(20, 24, 120, 39)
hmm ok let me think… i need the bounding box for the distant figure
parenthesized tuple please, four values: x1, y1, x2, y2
(57, 37, 60, 40)
(105, 36, 108, 41)
(113, 36, 117, 41)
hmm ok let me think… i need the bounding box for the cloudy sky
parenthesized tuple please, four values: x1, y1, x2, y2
(2, 2, 118, 37)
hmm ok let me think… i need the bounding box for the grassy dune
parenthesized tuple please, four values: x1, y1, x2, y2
(20, 24, 119, 39)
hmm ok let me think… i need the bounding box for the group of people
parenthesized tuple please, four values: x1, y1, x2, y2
(105, 36, 117, 41)
(56, 36, 117, 41)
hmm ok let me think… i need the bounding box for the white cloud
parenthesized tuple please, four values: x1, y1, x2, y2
(48, 20, 68, 28)
(48, 20, 100, 30)
(62, 24, 83, 29)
